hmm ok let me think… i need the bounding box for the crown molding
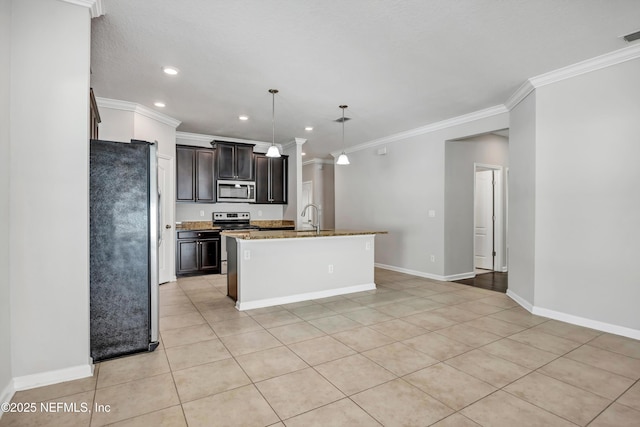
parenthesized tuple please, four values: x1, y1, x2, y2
(282, 137, 307, 149)
(506, 44, 640, 110)
(303, 158, 334, 166)
(330, 104, 508, 157)
(61, 0, 104, 18)
(96, 97, 181, 128)
(504, 80, 535, 111)
(176, 131, 273, 151)
(530, 43, 640, 89)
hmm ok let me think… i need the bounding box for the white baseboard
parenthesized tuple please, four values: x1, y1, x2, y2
(0, 378, 15, 411)
(533, 306, 640, 341)
(506, 289, 534, 311)
(375, 263, 475, 282)
(12, 364, 93, 392)
(506, 290, 640, 341)
(237, 283, 376, 311)
(443, 272, 475, 281)
(375, 263, 446, 281)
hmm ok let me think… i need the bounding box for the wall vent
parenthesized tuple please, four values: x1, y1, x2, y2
(623, 30, 640, 43)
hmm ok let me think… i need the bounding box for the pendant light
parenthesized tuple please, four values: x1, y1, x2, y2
(336, 105, 350, 165)
(266, 89, 281, 158)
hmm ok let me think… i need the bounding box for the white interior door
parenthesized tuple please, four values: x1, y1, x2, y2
(474, 170, 494, 270)
(301, 181, 313, 229)
(158, 156, 174, 283)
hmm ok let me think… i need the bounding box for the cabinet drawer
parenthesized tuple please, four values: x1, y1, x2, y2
(177, 230, 220, 240)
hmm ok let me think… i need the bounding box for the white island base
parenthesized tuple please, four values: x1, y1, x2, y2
(227, 233, 379, 311)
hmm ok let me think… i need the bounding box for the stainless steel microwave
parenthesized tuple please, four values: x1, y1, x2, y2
(217, 180, 256, 203)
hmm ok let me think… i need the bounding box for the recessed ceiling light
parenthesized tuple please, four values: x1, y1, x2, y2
(301, 152, 306, 156)
(154, 102, 166, 108)
(162, 66, 179, 75)
(305, 126, 313, 131)
(239, 115, 249, 121)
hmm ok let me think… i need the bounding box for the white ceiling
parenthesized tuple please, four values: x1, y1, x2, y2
(90, 0, 640, 158)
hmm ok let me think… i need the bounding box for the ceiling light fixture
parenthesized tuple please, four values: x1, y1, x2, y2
(266, 89, 281, 158)
(154, 102, 166, 108)
(336, 105, 350, 165)
(239, 115, 249, 121)
(162, 66, 179, 75)
(305, 126, 313, 131)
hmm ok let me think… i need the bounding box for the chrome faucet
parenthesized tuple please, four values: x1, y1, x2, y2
(301, 203, 321, 234)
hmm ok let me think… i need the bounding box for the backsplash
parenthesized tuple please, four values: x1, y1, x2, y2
(175, 203, 285, 222)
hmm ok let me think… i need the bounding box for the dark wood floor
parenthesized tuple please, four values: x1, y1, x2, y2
(454, 271, 508, 293)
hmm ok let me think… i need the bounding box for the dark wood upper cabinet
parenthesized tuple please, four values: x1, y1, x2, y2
(176, 145, 216, 203)
(255, 154, 288, 204)
(215, 141, 254, 181)
(176, 146, 195, 201)
(195, 149, 215, 202)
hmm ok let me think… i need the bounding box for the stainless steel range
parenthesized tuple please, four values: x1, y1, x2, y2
(213, 212, 260, 274)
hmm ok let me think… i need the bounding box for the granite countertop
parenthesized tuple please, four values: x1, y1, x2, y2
(175, 221, 221, 231)
(222, 229, 387, 240)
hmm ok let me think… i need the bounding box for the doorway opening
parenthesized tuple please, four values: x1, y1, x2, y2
(474, 163, 506, 275)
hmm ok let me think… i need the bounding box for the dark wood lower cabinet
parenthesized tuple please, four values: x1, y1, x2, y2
(176, 231, 221, 276)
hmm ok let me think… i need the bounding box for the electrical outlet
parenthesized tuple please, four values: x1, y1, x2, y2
(200, 210, 205, 217)
(328, 264, 333, 273)
(244, 250, 251, 260)
(258, 210, 263, 217)
(430, 255, 435, 262)
(428, 210, 435, 218)
(365, 241, 371, 251)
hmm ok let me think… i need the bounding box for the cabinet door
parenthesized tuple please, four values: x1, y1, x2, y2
(216, 143, 235, 179)
(235, 144, 254, 180)
(176, 146, 195, 202)
(195, 149, 215, 202)
(176, 240, 199, 274)
(254, 155, 270, 203)
(199, 239, 220, 272)
(270, 156, 287, 204)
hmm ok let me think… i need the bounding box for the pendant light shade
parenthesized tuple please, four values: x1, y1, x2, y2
(336, 152, 350, 165)
(336, 105, 350, 165)
(266, 89, 281, 158)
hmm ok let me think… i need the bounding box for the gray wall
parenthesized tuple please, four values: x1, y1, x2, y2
(335, 113, 508, 278)
(0, 0, 13, 402)
(9, 0, 91, 380)
(444, 134, 509, 277)
(507, 92, 537, 305)
(176, 203, 284, 222)
(534, 58, 640, 331)
(302, 161, 335, 230)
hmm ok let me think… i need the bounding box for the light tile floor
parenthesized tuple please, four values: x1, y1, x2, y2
(3, 269, 640, 426)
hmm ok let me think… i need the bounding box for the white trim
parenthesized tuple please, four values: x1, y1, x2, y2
(530, 44, 640, 90)
(12, 364, 93, 392)
(282, 137, 308, 149)
(443, 272, 476, 281)
(303, 158, 334, 166)
(236, 283, 376, 311)
(96, 97, 181, 128)
(175, 131, 274, 152)
(374, 263, 446, 281)
(330, 105, 508, 157)
(504, 80, 535, 111)
(532, 306, 640, 341)
(61, 0, 104, 18)
(506, 289, 534, 312)
(0, 378, 15, 408)
(506, 44, 640, 110)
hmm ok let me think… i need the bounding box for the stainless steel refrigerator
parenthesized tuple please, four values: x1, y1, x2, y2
(90, 139, 160, 362)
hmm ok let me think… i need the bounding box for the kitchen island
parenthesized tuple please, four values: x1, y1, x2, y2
(224, 230, 386, 310)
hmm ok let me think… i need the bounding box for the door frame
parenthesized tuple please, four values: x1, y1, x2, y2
(473, 163, 506, 273)
(158, 153, 176, 283)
